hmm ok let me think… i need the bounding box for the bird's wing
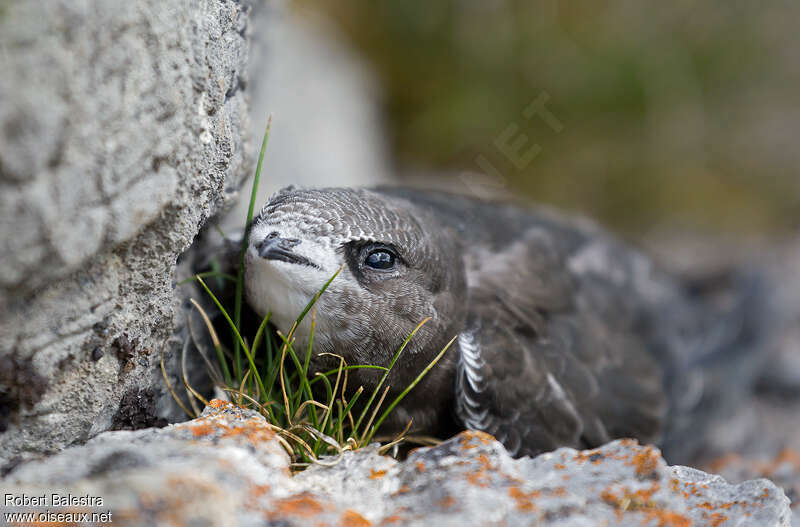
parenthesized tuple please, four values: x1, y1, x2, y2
(455, 226, 668, 457)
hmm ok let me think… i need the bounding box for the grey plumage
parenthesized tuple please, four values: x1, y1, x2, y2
(244, 186, 773, 461)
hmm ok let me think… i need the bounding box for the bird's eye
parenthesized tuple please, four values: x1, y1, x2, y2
(364, 249, 396, 270)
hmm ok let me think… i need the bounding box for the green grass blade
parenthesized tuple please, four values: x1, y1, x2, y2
(304, 305, 316, 376)
(271, 268, 341, 418)
(360, 385, 390, 444)
(275, 332, 315, 407)
(250, 311, 272, 364)
(196, 277, 250, 354)
(196, 277, 267, 397)
(315, 372, 334, 409)
(336, 400, 345, 445)
(308, 365, 388, 387)
(363, 334, 458, 445)
(338, 386, 363, 429)
(210, 259, 225, 290)
(353, 317, 431, 434)
(303, 305, 319, 428)
(312, 371, 334, 450)
(234, 115, 273, 381)
(178, 272, 238, 286)
(264, 325, 276, 400)
(293, 266, 343, 329)
(189, 298, 232, 386)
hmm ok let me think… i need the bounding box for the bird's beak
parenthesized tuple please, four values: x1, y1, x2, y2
(256, 235, 318, 268)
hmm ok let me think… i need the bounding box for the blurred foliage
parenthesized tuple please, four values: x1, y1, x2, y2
(302, 0, 800, 237)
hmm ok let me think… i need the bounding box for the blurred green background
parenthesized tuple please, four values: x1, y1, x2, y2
(300, 0, 799, 238)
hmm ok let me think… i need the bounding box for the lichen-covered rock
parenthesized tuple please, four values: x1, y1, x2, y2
(3, 401, 792, 526)
(300, 432, 792, 527)
(0, 0, 251, 468)
(708, 445, 800, 527)
(4, 401, 290, 526)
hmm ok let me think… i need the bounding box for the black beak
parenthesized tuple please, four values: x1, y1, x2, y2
(256, 233, 318, 268)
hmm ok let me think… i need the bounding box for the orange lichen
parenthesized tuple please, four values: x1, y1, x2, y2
(553, 463, 566, 470)
(178, 413, 277, 448)
(463, 452, 497, 487)
(246, 484, 271, 508)
(459, 430, 494, 451)
(707, 512, 728, 526)
(601, 489, 625, 522)
(369, 469, 387, 479)
(635, 483, 660, 503)
(629, 445, 660, 478)
(589, 453, 605, 464)
(341, 510, 372, 527)
(272, 494, 325, 518)
(189, 421, 217, 437)
(601, 483, 690, 527)
(382, 515, 403, 524)
(208, 399, 232, 409)
(477, 454, 493, 470)
(644, 510, 691, 527)
(601, 489, 620, 507)
(437, 496, 456, 509)
(416, 462, 426, 473)
(466, 469, 491, 487)
(509, 487, 540, 512)
(573, 448, 612, 467)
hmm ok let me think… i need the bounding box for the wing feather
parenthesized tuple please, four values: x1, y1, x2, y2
(455, 225, 669, 457)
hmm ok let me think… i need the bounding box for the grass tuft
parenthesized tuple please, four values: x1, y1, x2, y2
(171, 116, 454, 468)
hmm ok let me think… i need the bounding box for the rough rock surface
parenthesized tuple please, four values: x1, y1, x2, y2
(0, 0, 250, 467)
(3, 401, 792, 526)
(708, 447, 800, 527)
(702, 396, 800, 527)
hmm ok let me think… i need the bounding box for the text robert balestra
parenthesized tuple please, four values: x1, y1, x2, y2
(5, 493, 104, 507)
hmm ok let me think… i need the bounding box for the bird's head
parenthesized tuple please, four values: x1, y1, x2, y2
(244, 187, 467, 377)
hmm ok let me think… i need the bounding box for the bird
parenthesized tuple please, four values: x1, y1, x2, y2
(243, 186, 773, 461)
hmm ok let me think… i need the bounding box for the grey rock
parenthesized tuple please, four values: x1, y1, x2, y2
(304, 434, 792, 527)
(703, 411, 800, 527)
(4, 402, 291, 527)
(0, 0, 251, 466)
(3, 401, 792, 526)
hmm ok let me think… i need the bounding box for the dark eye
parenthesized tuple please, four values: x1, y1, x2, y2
(364, 248, 396, 270)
